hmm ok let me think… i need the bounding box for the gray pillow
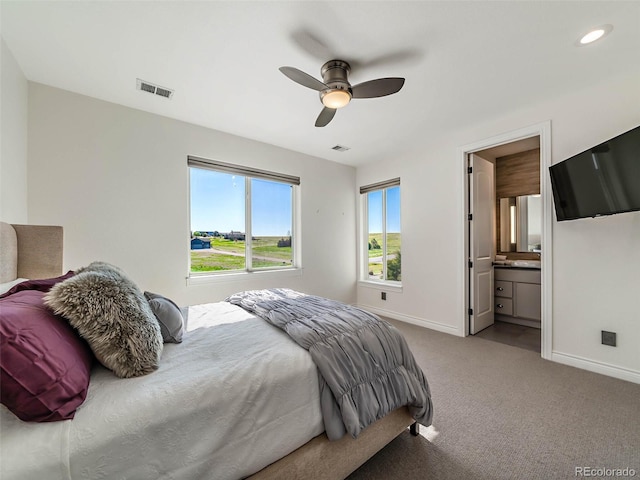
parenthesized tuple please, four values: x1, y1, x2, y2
(44, 262, 163, 378)
(144, 291, 184, 343)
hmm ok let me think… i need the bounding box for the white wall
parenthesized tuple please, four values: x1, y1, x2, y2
(22, 72, 640, 381)
(0, 37, 28, 223)
(27, 83, 357, 307)
(357, 71, 640, 381)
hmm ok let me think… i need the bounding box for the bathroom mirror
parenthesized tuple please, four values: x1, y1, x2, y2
(499, 195, 542, 253)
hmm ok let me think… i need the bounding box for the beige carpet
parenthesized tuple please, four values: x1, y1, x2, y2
(348, 320, 640, 480)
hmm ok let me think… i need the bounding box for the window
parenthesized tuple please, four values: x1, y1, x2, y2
(188, 156, 299, 275)
(361, 178, 401, 283)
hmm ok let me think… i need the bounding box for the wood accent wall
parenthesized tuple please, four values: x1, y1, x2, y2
(496, 148, 540, 259)
(496, 148, 540, 198)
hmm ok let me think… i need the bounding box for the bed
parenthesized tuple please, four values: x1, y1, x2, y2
(0, 222, 432, 480)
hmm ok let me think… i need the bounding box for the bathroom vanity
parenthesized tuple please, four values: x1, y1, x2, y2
(494, 265, 541, 328)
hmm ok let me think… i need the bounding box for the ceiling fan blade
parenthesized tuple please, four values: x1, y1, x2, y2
(279, 66, 328, 91)
(315, 107, 336, 127)
(351, 78, 405, 99)
(290, 28, 334, 62)
(350, 49, 423, 70)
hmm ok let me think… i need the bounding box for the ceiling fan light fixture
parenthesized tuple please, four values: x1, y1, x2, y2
(321, 89, 351, 109)
(280, 58, 404, 126)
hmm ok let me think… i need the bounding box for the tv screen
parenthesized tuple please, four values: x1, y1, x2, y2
(549, 125, 640, 221)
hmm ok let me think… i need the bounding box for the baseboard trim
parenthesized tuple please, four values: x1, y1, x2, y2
(356, 304, 462, 336)
(551, 351, 640, 384)
(357, 305, 638, 384)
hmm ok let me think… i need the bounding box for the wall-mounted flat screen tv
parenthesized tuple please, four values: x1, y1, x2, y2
(549, 125, 640, 221)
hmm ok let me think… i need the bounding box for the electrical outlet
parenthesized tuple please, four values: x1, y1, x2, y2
(381, 292, 387, 301)
(601, 330, 616, 347)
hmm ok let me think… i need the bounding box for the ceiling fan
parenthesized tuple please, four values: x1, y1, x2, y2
(279, 60, 405, 127)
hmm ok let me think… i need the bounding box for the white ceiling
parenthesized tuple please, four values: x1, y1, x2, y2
(2, 1, 639, 167)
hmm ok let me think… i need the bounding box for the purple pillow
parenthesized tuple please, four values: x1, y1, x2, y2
(0, 271, 75, 299)
(0, 290, 94, 422)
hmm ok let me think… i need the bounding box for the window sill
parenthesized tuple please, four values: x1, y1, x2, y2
(187, 268, 303, 286)
(357, 280, 403, 293)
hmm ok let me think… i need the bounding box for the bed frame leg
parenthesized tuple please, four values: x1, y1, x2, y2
(410, 422, 420, 436)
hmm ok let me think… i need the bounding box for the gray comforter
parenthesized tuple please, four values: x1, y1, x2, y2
(226, 288, 433, 440)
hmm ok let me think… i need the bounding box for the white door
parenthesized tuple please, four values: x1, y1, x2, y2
(469, 153, 495, 334)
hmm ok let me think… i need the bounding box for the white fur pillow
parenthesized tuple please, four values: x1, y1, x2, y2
(45, 262, 163, 378)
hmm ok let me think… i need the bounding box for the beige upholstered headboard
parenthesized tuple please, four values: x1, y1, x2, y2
(0, 222, 63, 282)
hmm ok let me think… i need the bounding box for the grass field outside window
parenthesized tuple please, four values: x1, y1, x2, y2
(189, 159, 297, 275)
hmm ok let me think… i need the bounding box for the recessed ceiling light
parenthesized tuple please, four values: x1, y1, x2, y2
(577, 24, 613, 46)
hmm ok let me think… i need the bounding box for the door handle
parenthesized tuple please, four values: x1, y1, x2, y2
(497, 304, 503, 308)
(497, 287, 504, 291)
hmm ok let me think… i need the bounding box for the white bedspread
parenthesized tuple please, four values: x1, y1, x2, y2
(1, 301, 324, 480)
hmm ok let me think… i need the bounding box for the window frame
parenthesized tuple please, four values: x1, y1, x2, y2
(359, 178, 402, 287)
(187, 156, 301, 279)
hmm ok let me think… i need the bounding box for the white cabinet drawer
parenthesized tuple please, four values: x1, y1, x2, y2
(495, 298, 513, 316)
(494, 268, 540, 284)
(495, 281, 512, 298)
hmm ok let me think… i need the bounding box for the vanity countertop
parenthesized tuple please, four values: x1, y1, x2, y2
(493, 260, 541, 270)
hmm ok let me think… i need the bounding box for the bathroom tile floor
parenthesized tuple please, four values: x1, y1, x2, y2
(474, 320, 541, 352)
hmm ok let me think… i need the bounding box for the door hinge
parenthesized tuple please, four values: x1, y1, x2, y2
(468, 213, 473, 221)
(468, 308, 473, 316)
(468, 260, 473, 268)
(467, 166, 472, 174)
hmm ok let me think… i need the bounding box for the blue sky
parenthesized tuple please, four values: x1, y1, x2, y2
(191, 168, 400, 235)
(368, 186, 401, 233)
(190, 169, 292, 236)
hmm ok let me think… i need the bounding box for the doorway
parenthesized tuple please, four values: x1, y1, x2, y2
(461, 122, 552, 359)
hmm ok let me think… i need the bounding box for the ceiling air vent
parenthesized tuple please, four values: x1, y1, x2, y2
(331, 145, 350, 152)
(136, 78, 174, 99)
